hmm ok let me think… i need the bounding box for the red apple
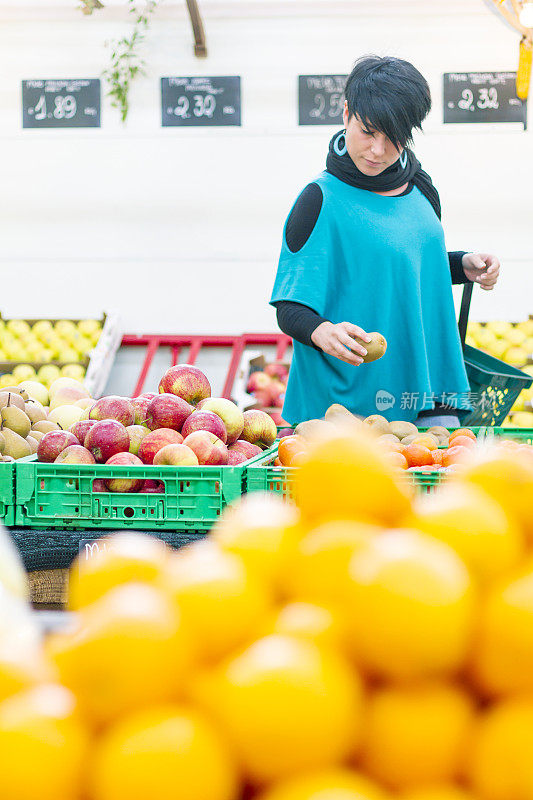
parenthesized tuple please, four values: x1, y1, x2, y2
(264, 363, 289, 381)
(268, 411, 289, 426)
(105, 452, 144, 493)
(196, 398, 244, 445)
(227, 449, 248, 465)
(246, 372, 272, 393)
(146, 394, 193, 432)
(240, 409, 277, 449)
(153, 444, 199, 466)
(141, 479, 165, 494)
(229, 440, 262, 459)
(37, 431, 80, 463)
(54, 445, 96, 465)
(182, 431, 228, 465)
(85, 420, 130, 463)
(159, 364, 211, 406)
(278, 427, 294, 439)
(68, 419, 97, 447)
(181, 411, 227, 444)
(126, 425, 150, 456)
(252, 389, 273, 408)
(89, 396, 135, 426)
(131, 396, 153, 426)
(138, 428, 184, 465)
(92, 479, 108, 492)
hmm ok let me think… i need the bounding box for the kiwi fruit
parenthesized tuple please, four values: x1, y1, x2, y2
(427, 426, 450, 438)
(390, 420, 419, 440)
(401, 434, 419, 446)
(355, 332, 387, 363)
(2, 428, 31, 460)
(1, 405, 31, 438)
(378, 433, 400, 444)
(363, 414, 391, 436)
(0, 392, 26, 412)
(294, 419, 335, 440)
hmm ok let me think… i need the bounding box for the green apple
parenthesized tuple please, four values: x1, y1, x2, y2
(47, 404, 84, 429)
(18, 381, 49, 406)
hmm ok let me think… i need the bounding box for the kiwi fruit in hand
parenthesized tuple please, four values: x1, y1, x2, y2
(355, 332, 387, 363)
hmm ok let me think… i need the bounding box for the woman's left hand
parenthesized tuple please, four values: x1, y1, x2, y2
(462, 252, 500, 291)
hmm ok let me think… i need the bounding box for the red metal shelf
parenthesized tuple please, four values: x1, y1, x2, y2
(121, 333, 292, 398)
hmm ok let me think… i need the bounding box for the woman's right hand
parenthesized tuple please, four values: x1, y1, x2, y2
(311, 321, 372, 365)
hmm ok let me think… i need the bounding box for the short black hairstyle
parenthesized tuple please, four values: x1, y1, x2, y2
(344, 55, 431, 150)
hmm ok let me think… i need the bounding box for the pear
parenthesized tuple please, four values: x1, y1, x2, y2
(29, 430, 45, 443)
(0, 392, 26, 412)
(390, 420, 419, 440)
(1, 455, 14, 462)
(1, 406, 31, 438)
(2, 429, 31, 460)
(25, 435, 39, 454)
(24, 400, 47, 425)
(355, 332, 388, 363)
(1, 386, 29, 401)
(0, 431, 4, 454)
(32, 420, 60, 434)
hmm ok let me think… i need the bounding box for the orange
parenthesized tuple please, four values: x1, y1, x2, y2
(294, 429, 413, 527)
(0, 684, 88, 800)
(255, 769, 391, 800)
(411, 484, 524, 584)
(192, 634, 363, 785)
(412, 435, 439, 451)
(279, 435, 308, 467)
(282, 519, 379, 605)
(431, 449, 444, 466)
(400, 788, 478, 800)
(91, 706, 238, 800)
(468, 696, 533, 800)
(0, 639, 54, 703)
(345, 529, 475, 681)
(403, 444, 433, 467)
(259, 601, 345, 650)
(359, 682, 475, 791)
(448, 436, 476, 450)
(385, 451, 409, 469)
(472, 563, 533, 695)
(212, 492, 302, 586)
(159, 540, 271, 663)
(47, 582, 191, 729)
(449, 429, 477, 444)
(68, 532, 170, 610)
(442, 446, 471, 468)
(456, 449, 533, 540)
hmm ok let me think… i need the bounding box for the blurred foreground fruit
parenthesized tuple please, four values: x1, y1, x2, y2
(255, 769, 390, 800)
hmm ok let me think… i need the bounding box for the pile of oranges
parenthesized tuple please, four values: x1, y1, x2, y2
(2, 423, 533, 799)
(384, 428, 479, 471)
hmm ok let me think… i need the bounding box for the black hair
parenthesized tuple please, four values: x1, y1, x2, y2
(344, 55, 431, 150)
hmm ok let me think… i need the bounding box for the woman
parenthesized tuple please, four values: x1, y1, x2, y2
(271, 55, 500, 427)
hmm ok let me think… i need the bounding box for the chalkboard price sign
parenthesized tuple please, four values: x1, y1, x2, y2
(161, 76, 241, 127)
(298, 75, 347, 126)
(22, 79, 101, 128)
(443, 72, 525, 124)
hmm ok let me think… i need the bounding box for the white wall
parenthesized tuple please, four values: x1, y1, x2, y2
(0, 0, 531, 335)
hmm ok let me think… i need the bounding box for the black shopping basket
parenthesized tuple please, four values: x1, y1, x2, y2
(457, 283, 532, 426)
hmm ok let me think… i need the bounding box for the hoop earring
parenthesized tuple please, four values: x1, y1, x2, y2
(399, 150, 408, 169)
(333, 132, 347, 156)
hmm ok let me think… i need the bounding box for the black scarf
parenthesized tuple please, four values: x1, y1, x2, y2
(326, 130, 441, 220)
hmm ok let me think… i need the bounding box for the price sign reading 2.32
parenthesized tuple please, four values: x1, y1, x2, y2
(22, 79, 101, 128)
(161, 77, 241, 127)
(443, 72, 525, 124)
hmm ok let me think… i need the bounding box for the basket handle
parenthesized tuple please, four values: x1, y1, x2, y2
(458, 282, 473, 350)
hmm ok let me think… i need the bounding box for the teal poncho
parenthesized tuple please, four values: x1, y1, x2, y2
(270, 170, 471, 424)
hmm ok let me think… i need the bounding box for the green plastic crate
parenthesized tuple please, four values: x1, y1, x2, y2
(246, 443, 447, 497)
(461, 345, 533, 426)
(0, 460, 16, 525)
(14, 450, 267, 531)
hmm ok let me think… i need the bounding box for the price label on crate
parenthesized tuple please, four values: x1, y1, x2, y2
(443, 72, 525, 124)
(161, 76, 241, 127)
(22, 79, 101, 128)
(298, 75, 347, 126)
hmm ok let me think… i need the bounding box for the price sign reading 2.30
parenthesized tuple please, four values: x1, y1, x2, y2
(443, 72, 525, 124)
(22, 79, 101, 128)
(161, 77, 241, 127)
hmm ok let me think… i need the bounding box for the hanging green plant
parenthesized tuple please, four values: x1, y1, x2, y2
(80, 0, 104, 14)
(102, 0, 159, 122)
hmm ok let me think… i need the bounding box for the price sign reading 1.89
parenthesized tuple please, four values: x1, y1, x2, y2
(161, 77, 241, 127)
(22, 79, 101, 128)
(298, 75, 347, 126)
(443, 72, 525, 124)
